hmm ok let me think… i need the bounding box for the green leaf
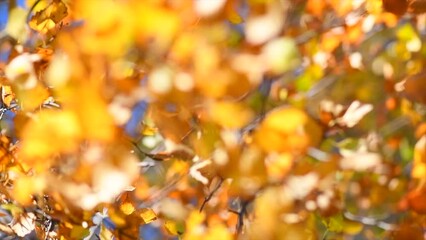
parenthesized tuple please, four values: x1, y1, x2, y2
(323, 214, 343, 233)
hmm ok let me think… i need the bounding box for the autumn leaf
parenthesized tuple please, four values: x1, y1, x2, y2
(382, 0, 408, 15)
(0, 0, 424, 239)
(20, 110, 81, 167)
(209, 101, 254, 129)
(29, 0, 68, 35)
(254, 107, 322, 153)
(140, 208, 157, 224)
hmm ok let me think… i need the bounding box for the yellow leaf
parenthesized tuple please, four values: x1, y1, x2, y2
(194, 43, 220, 78)
(120, 202, 135, 215)
(164, 219, 185, 236)
(204, 224, 232, 240)
(263, 107, 307, 132)
(13, 176, 46, 205)
(266, 153, 293, 182)
(140, 208, 157, 224)
(16, 84, 50, 111)
(74, 86, 115, 141)
(209, 101, 254, 129)
(254, 107, 322, 153)
(74, 0, 134, 57)
(186, 211, 205, 231)
(412, 136, 426, 179)
(343, 220, 364, 235)
(250, 187, 293, 239)
(20, 110, 81, 166)
(136, 3, 181, 48)
(170, 33, 197, 64)
(29, 0, 68, 34)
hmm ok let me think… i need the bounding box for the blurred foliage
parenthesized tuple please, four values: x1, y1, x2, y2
(0, 0, 426, 239)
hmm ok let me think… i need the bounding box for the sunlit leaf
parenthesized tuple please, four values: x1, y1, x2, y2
(164, 219, 185, 236)
(20, 110, 81, 165)
(184, 211, 216, 240)
(323, 214, 343, 233)
(254, 107, 322, 153)
(73, 86, 115, 141)
(209, 101, 254, 129)
(412, 135, 426, 179)
(135, 3, 181, 49)
(265, 152, 293, 182)
(343, 220, 363, 235)
(140, 208, 157, 224)
(119, 202, 135, 216)
(29, 0, 68, 35)
(0, 0, 423, 239)
(203, 224, 232, 240)
(16, 84, 50, 111)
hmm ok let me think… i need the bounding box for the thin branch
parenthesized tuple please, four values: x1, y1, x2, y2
(130, 141, 169, 161)
(236, 200, 249, 234)
(138, 173, 185, 209)
(199, 178, 224, 212)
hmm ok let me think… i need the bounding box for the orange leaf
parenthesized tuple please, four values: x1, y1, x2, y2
(254, 107, 322, 153)
(407, 187, 426, 214)
(306, 0, 326, 17)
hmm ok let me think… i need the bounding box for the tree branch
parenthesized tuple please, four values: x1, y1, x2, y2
(199, 177, 224, 212)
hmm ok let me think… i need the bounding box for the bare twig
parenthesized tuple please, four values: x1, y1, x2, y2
(236, 200, 249, 234)
(199, 178, 224, 212)
(138, 173, 186, 209)
(131, 141, 170, 161)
